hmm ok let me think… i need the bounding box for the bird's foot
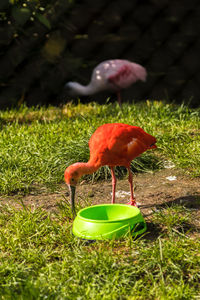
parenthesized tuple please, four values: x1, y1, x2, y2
(127, 199, 137, 207)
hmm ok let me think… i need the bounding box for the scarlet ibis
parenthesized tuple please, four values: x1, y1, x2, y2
(64, 123, 156, 215)
(65, 59, 147, 105)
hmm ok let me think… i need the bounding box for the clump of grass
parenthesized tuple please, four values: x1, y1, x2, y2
(0, 101, 199, 195)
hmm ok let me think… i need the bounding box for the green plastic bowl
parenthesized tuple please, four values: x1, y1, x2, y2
(72, 204, 147, 240)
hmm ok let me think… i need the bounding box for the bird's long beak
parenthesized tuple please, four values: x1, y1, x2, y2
(69, 185, 76, 217)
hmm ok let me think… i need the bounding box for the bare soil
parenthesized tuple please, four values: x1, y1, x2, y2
(1, 168, 200, 236)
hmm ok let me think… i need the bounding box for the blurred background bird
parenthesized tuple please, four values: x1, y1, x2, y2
(64, 123, 156, 216)
(65, 59, 147, 105)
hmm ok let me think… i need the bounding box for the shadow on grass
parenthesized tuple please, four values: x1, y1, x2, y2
(143, 222, 163, 241)
(141, 194, 200, 240)
(141, 194, 200, 211)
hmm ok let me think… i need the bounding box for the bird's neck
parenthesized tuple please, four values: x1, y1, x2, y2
(70, 82, 99, 96)
(73, 161, 100, 177)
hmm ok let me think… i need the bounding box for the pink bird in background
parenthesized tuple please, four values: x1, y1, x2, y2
(65, 59, 147, 105)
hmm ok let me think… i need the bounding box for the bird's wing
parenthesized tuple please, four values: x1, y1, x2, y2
(105, 125, 155, 161)
(107, 63, 147, 89)
(89, 125, 133, 164)
(88, 123, 155, 167)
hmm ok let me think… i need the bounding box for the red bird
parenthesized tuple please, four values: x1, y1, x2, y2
(65, 59, 147, 105)
(64, 123, 157, 215)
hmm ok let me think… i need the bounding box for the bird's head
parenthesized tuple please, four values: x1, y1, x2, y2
(64, 163, 82, 216)
(64, 82, 80, 96)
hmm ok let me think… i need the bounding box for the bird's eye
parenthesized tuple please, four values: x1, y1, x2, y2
(71, 178, 75, 182)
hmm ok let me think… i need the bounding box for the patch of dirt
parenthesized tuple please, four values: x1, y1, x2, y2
(1, 168, 200, 236)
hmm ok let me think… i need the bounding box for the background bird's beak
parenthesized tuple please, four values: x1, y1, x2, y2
(69, 185, 76, 217)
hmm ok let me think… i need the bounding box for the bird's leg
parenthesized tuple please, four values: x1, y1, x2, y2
(116, 91, 122, 106)
(127, 167, 137, 206)
(110, 166, 116, 204)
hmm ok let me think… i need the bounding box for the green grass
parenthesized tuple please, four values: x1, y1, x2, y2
(0, 202, 199, 299)
(0, 101, 199, 195)
(0, 101, 200, 299)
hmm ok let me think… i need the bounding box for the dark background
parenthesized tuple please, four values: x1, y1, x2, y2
(0, 0, 200, 108)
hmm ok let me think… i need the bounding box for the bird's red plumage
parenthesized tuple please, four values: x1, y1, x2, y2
(65, 123, 156, 210)
(88, 123, 156, 168)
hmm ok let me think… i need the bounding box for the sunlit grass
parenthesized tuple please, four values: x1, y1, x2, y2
(0, 203, 199, 299)
(0, 101, 200, 298)
(0, 101, 199, 194)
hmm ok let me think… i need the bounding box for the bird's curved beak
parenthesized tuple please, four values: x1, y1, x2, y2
(68, 185, 76, 217)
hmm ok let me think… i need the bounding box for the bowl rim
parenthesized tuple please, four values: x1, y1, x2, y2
(76, 204, 143, 223)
